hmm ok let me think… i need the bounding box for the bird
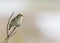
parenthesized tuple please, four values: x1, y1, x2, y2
(8, 14, 23, 30)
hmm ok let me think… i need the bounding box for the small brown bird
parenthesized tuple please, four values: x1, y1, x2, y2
(8, 14, 23, 30)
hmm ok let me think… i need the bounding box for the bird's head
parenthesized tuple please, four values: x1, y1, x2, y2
(17, 14, 23, 17)
(16, 14, 23, 18)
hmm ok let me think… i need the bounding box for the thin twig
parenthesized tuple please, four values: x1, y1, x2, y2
(6, 12, 14, 36)
(5, 35, 10, 43)
(5, 12, 15, 43)
(5, 26, 18, 43)
(9, 26, 17, 36)
(10, 31, 17, 37)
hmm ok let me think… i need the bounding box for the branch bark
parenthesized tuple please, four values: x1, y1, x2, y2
(5, 12, 15, 43)
(6, 12, 14, 36)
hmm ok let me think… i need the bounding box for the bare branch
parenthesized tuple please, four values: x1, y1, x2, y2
(10, 31, 17, 37)
(5, 26, 18, 43)
(9, 26, 18, 36)
(6, 12, 14, 36)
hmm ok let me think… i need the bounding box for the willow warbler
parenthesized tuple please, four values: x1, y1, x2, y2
(9, 14, 23, 30)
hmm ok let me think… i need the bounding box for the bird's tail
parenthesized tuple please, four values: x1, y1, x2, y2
(9, 25, 12, 30)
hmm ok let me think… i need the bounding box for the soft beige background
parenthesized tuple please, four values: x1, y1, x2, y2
(0, 0, 60, 43)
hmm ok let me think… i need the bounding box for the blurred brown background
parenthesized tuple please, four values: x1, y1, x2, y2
(0, 0, 60, 43)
